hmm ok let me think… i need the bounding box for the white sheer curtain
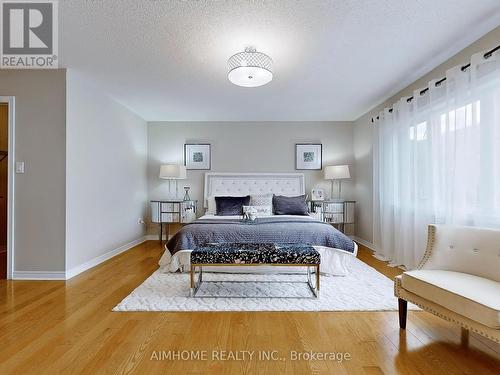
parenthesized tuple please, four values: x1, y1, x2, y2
(373, 49, 500, 269)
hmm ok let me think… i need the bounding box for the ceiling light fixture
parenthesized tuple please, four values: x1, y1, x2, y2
(228, 47, 273, 87)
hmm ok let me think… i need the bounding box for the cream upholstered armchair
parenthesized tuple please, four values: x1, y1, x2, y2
(395, 224, 500, 344)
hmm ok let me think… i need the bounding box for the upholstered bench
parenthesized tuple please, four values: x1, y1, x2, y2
(190, 243, 321, 298)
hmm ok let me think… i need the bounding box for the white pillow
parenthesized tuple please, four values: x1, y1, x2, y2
(250, 193, 273, 207)
(206, 196, 217, 215)
(243, 205, 272, 216)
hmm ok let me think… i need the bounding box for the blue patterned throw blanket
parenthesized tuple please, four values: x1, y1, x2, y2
(167, 217, 355, 255)
(191, 243, 320, 265)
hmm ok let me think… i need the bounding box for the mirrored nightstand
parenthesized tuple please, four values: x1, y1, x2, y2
(308, 200, 355, 235)
(150, 200, 197, 243)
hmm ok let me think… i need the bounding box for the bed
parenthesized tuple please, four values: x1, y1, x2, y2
(158, 173, 358, 276)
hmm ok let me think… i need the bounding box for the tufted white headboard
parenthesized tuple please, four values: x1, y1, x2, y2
(204, 173, 305, 208)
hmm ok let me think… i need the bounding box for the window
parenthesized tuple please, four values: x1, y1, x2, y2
(409, 101, 481, 141)
(440, 100, 480, 133)
(409, 121, 427, 141)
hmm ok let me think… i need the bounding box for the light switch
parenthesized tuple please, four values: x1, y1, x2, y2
(15, 161, 25, 174)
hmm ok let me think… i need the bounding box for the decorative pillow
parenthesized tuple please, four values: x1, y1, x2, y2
(215, 196, 250, 216)
(272, 194, 309, 215)
(250, 193, 273, 207)
(207, 195, 254, 215)
(243, 205, 273, 216)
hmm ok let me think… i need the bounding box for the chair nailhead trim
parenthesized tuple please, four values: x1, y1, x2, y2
(416, 225, 436, 269)
(395, 276, 499, 343)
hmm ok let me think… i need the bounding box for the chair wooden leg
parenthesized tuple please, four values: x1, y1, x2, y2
(398, 298, 408, 329)
(461, 327, 469, 347)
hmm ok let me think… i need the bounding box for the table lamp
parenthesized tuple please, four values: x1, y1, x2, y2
(159, 164, 187, 199)
(324, 165, 350, 200)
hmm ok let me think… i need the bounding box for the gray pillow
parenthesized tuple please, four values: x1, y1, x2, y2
(272, 194, 309, 215)
(215, 196, 250, 216)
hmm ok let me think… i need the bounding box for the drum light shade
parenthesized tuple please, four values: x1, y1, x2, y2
(324, 165, 350, 180)
(228, 47, 273, 87)
(159, 164, 187, 180)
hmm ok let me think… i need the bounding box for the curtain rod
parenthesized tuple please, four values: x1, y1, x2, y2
(370, 44, 500, 123)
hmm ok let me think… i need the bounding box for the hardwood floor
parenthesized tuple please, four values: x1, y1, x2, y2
(0, 241, 499, 374)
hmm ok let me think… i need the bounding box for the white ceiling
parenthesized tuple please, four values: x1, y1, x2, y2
(59, 0, 500, 121)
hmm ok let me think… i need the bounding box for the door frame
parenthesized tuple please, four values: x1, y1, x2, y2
(0, 96, 15, 280)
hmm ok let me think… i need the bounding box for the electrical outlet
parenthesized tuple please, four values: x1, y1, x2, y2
(15, 161, 25, 174)
(137, 218, 145, 225)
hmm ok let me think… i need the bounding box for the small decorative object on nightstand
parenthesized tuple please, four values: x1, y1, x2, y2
(308, 200, 355, 235)
(311, 188, 324, 201)
(150, 199, 197, 243)
(183, 186, 191, 201)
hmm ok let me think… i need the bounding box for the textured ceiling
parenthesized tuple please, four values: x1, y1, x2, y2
(59, 0, 500, 121)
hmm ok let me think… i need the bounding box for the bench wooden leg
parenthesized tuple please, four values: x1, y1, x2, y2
(316, 264, 320, 292)
(190, 265, 194, 296)
(398, 298, 408, 329)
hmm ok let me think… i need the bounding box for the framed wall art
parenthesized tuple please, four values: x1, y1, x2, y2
(295, 143, 322, 170)
(184, 144, 211, 170)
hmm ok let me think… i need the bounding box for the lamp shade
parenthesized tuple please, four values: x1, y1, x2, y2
(324, 165, 350, 180)
(159, 164, 187, 180)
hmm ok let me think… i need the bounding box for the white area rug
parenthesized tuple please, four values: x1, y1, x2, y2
(113, 257, 418, 312)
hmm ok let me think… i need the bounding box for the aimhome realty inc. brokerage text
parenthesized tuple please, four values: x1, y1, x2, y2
(150, 350, 352, 363)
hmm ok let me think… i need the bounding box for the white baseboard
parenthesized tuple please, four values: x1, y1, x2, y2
(350, 236, 406, 270)
(144, 234, 174, 241)
(350, 236, 377, 252)
(65, 237, 147, 280)
(12, 271, 67, 280)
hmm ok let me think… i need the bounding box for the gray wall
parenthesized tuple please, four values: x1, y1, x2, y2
(0, 69, 66, 273)
(353, 25, 500, 244)
(147, 121, 354, 233)
(66, 70, 148, 271)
